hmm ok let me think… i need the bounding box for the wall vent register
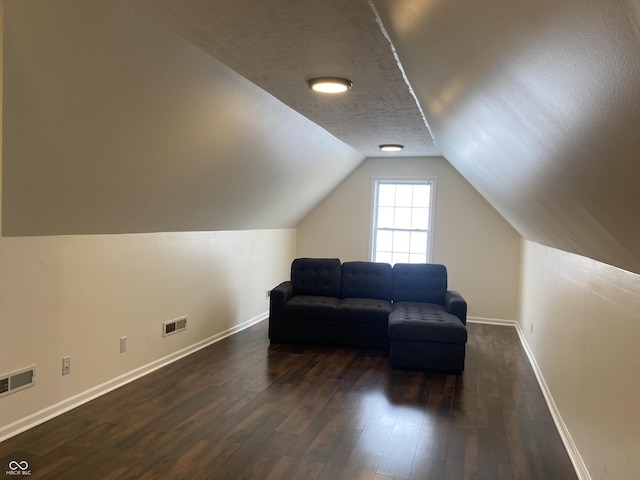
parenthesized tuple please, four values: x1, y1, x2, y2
(0, 366, 36, 398)
(163, 316, 187, 337)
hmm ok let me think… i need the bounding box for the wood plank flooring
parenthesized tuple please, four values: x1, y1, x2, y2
(0, 322, 578, 479)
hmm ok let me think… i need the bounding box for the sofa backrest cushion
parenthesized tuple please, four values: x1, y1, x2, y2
(291, 258, 342, 298)
(392, 263, 447, 304)
(341, 261, 393, 301)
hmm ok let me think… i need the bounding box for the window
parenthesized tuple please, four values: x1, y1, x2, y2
(371, 180, 434, 265)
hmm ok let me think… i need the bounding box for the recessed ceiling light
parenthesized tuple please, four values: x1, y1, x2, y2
(379, 144, 404, 152)
(308, 77, 353, 93)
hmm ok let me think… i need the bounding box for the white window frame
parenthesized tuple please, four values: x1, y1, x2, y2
(370, 177, 436, 265)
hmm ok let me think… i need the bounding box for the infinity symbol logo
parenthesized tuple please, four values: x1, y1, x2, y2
(8, 460, 29, 470)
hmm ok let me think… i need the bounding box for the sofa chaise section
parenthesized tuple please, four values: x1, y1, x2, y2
(388, 263, 468, 372)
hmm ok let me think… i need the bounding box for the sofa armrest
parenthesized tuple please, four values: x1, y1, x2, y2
(271, 280, 293, 305)
(444, 290, 467, 325)
(268, 281, 293, 341)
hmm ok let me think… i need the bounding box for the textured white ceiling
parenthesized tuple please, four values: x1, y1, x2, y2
(134, 0, 439, 158)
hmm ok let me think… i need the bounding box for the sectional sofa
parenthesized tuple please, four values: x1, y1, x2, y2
(268, 258, 468, 372)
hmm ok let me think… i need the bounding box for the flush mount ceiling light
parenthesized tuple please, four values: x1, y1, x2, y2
(379, 144, 404, 152)
(308, 77, 353, 93)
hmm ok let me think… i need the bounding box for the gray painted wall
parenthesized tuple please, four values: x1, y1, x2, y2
(375, 0, 640, 275)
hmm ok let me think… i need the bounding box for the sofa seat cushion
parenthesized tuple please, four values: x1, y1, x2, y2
(389, 302, 467, 344)
(337, 298, 392, 325)
(282, 295, 340, 321)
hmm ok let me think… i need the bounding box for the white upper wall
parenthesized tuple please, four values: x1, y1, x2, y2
(297, 157, 521, 320)
(0, 229, 297, 433)
(2, 0, 363, 236)
(519, 240, 640, 479)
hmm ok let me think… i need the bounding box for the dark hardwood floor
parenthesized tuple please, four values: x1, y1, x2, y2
(0, 321, 577, 479)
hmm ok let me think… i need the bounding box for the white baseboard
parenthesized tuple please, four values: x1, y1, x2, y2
(470, 317, 591, 480)
(467, 316, 518, 326)
(0, 312, 268, 443)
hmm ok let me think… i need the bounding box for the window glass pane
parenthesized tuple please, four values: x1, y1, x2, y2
(393, 252, 410, 264)
(411, 207, 429, 230)
(412, 184, 430, 208)
(378, 184, 396, 207)
(394, 207, 412, 229)
(393, 230, 411, 253)
(377, 207, 395, 228)
(376, 251, 393, 264)
(410, 231, 428, 254)
(376, 230, 393, 252)
(395, 184, 413, 207)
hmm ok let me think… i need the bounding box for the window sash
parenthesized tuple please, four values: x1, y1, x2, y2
(372, 180, 433, 265)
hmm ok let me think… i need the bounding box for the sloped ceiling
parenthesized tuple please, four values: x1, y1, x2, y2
(133, 0, 439, 158)
(4, 0, 640, 276)
(374, 0, 640, 274)
(2, 0, 365, 236)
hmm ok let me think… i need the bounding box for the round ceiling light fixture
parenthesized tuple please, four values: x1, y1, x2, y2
(379, 144, 404, 152)
(308, 77, 353, 93)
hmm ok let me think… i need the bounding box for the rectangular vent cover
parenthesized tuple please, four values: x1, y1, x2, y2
(0, 366, 36, 398)
(163, 316, 187, 337)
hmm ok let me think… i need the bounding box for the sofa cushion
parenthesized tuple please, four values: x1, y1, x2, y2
(282, 295, 340, 321)
(341, 261, 393, 301)
(392, 263, 447, 305)
(291, 258, 342, 298)
(389, 302, 467, 344)
(337, 298, 392, 325)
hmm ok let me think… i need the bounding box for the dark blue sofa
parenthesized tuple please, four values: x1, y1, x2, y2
(268, 258, 468, 372)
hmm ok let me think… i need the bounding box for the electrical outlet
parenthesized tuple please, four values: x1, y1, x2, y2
(266, 289, 271, 299)
(530, 322, 534, 334)
(62, 356, 71, 375)
(120, 336, 127, 353)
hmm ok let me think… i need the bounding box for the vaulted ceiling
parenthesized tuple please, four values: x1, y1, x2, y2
(4, 0, 640, 274)
(133, 0, 439, 158)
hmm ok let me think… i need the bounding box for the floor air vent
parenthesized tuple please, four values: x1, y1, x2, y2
(0, 366, 36, 398)
(163, 316, 187, 337)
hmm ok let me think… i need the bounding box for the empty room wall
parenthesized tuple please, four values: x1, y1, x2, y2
(0, 230, 296, 436)
(296, 156, 522, 320)
(519, 240, 640, 480)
